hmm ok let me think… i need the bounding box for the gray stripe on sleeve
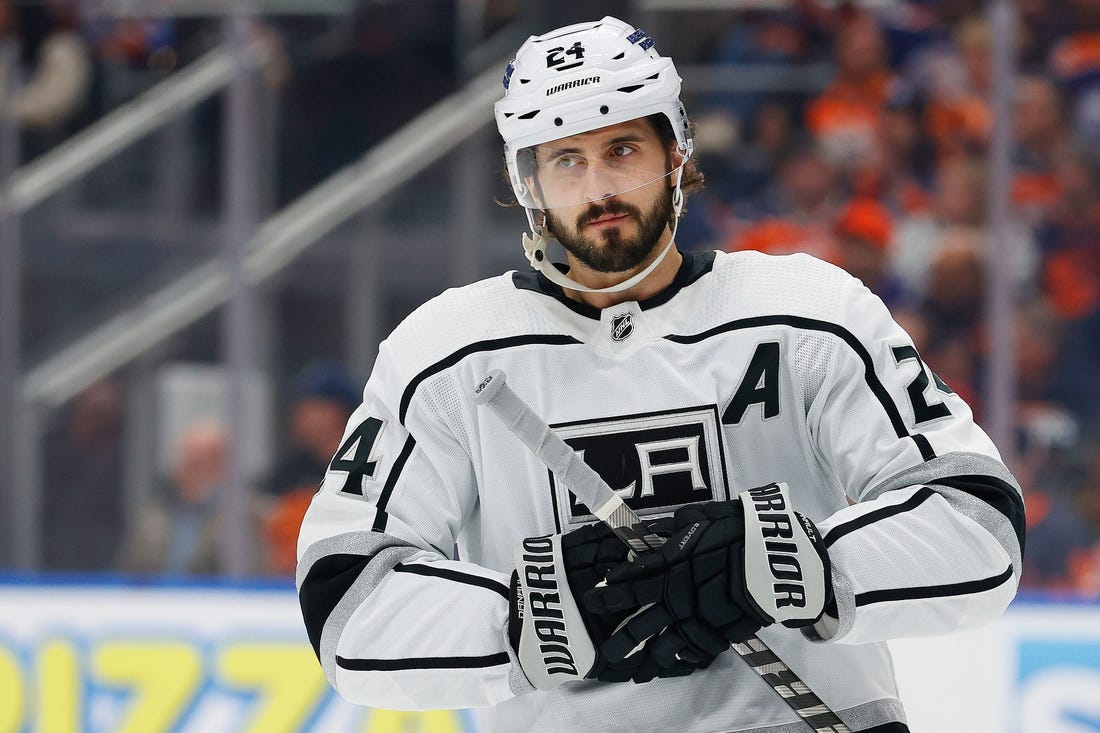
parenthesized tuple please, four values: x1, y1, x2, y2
(930, 488, 1022, 579)
(297, 531, 422, 683)
(502, 613, 536, 696)
(863, 451, 1021, 503)
(803, 562, 856, 644)
(863, 452, 1023, 577)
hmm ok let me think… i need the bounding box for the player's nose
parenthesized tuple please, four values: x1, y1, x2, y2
(580, 165, 619, 204)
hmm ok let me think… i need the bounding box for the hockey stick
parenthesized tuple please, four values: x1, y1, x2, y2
(472, 369, 850, 733)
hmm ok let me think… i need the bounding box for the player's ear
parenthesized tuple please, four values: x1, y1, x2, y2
(669, 140, 684, 163)
(668, 146, 686, 188)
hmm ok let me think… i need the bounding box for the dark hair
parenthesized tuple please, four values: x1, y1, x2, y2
(646, 113, 705, 197)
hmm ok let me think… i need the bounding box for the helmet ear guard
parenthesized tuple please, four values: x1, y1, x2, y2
(494, 17, 694, 295)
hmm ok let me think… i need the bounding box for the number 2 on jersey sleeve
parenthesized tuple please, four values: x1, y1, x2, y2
(892, 345, 953, 425)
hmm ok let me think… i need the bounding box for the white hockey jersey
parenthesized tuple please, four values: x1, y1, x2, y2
(297, 249, 1024, 733)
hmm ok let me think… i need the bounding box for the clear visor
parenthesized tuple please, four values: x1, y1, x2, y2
(513, 140, 684, 210)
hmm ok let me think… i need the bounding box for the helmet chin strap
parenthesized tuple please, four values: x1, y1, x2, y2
(521, 176, 686, 295)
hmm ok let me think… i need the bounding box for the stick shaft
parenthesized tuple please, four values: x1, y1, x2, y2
(473, 370, 850, 733)
(474, 370, 661, 552)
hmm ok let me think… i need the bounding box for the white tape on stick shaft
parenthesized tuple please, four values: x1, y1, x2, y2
(473, 370, 623, 518)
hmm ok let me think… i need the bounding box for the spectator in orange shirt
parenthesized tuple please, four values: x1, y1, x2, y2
(1048, 0, 1100, 146)
(1040, 149, 1100, 320)
(849, 80, 935, 214)
(727, 141, 844, 264)
(263, 362, 361, 574)
(1013, 75, 1069, 224)
(806, 9, 894, 169)
(922, 15, 994, 159)
(834, 197, 910, 308)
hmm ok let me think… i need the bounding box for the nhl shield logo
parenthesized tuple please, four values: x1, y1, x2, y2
(610, 312, 634, 341)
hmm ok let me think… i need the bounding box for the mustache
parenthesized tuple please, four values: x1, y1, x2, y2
(576, 201, 641, 228)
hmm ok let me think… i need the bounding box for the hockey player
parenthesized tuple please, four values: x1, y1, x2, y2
(296, 17, 1024, 732)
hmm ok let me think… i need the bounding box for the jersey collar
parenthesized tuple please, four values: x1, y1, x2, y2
(511, 249, 716, 320)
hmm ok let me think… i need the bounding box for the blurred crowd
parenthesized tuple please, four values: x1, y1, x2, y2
(0, 0, 465, 199)
(44, 362, 362, 577)
(16, 1, 1100, 594)
(19, 0, 471, 577)
(677, 0, 1100, 593)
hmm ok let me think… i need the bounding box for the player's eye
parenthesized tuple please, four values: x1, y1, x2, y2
(610, 144, 636, 158)
(554, 154, 582, 170)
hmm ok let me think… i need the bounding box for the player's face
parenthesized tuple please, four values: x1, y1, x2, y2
(528, 119, 679, 274)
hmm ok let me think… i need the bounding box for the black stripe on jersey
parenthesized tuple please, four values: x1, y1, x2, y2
(930, 474, 1026, 552)
(399, 334, 581, 424)
(910, 434, 934, 462)
(299, 553, 372, 659)
(336, 652, 510, 671)
(665, 315, 936, 461)
(855, 565, 1014, 607)
(371, 435, 417, 533)
(394, 562, 509, 599)
(823, 486, 937, 549)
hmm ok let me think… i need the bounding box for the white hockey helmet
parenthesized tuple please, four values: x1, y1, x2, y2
(495, 17, 693, 211)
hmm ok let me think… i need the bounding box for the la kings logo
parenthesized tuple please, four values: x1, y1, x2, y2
(548, 406, 730, 529)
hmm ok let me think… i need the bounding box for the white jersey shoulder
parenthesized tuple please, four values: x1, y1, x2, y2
(381, 273, 561, 384)
(706, 249, 882, 328)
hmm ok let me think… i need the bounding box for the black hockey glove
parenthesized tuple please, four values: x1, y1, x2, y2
(509, 520, 717, 689)
(584, 482, 833, 670)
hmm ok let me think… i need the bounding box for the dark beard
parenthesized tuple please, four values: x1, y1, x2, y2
(545, 185, 673, 274)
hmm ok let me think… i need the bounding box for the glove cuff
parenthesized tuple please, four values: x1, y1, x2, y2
(739, 482, 831, 628)
(512, 534, 597, 689)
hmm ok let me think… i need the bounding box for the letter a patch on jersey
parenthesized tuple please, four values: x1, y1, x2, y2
(722, 341, 781, 425)
(547, 406, 730, 531)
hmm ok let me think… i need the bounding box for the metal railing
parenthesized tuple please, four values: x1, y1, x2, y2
(1, 10, 505, 569)
(21, 65, 502, 408)
(6, 46, 242, 214)
(0, 35, 268, 570)
(84, 0, 355, 16)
